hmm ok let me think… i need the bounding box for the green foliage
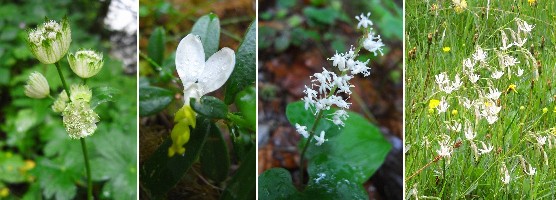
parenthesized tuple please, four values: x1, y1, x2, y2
(191, 96, 229, 120)
(224, 21, 256, 104)
(147, 27, 166, 66)
(191, 13, 221, 60)
(234, 86, 257, 130)
(139, 86, 174, 116)
(200, 123, 230, 183)
(220, 146, 256, 200)
(259, 101, 391, 199)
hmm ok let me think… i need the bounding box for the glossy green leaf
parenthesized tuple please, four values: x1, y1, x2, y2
(200, 122, 230, 183)
(140, 116, 211, 197)
(139, 86, 174, 116)
(303, 7, 338, 25)
(260, 101, 392, 198)
(224, 21, 256, 104)
(220, 146, 256, 200)
(90, 86, 120, 109)
(234, 86, 256, 130)
(191, 96, 228, 119)
(191, 13, 220, 59)
(258, 168, 298, 200)
(229, 126, 254, 162)
(147, 27, 166, 65)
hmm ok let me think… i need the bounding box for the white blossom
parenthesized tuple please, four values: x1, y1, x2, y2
(525, 163, 536, 176)
(24, 72, 50, 99)
(314, 131, 328, 146)
(438, 97, 449, 113)
(501, 162, 511, 184)
(363, 30, 385, 56)
(491, 71, 504, 79)
(478, 141, 493, 155)
(486, 87, 501, 100)
(295, 123, 309, 138)
(355, 12, 373, 29)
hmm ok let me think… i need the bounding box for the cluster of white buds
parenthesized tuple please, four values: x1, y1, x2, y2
(295, 12, 385, 146)
(27, 17, 71, 64)
(67, 50, 104, 78)
(24, 72, 50, 99)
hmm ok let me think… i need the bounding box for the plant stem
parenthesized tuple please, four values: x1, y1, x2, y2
(55, 61, 92, 200)
(80, 138, 93, 200)
(299, 110, 324, 186)
(55, 62, 71, 97)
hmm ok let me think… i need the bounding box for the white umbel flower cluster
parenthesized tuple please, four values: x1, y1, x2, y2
(296, 12, 385, 146)
(54, 84, 100, 139)
(27, 18, 71, 64)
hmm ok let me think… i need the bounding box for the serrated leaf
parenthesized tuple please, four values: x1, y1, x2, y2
(220, 146, 255, 200)
(33, 158, 81, 200)
(148, 27, 166, 66)
(200, 122, 230, 183)
(90, 86, 120, 109)
(191, 13, 220, 59)
(139, 86, 174, 116)
(191, 96, 228, 119)
(224, 21, 255, 104)
(140, 116, 211, 197)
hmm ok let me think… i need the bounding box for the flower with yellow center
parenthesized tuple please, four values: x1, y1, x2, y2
(443, 47, 451, 52)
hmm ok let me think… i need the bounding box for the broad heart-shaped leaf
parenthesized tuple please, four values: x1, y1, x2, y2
(191, 13, 220, 60)
(234, 86, 256, 130)
(90, 86, 120, 109)
(148, 27, 166, 66)
(191, 96, 228, 119)
(139, 85, 174, 116)
(200, 122, 230, 183)
(224, 21, 256, 104)
(258, 168, 299, 200)
(220, 146, 256, 200)
(270, 101, 392, 199)
(140, 116, 211, 198)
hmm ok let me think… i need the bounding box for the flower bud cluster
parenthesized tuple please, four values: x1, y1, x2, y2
(27, 18, 71, 64)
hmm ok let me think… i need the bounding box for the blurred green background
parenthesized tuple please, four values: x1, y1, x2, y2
(0, 0, 137, 199)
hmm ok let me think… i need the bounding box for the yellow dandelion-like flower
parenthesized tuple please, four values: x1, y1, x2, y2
(506, 84, 517, 93)
(528, 0, 537, 6)
(443, 47, 451, 52)
(520, 106, 525, 110)
(453, 0, 467, 14)
(542, 107, 548, 114)
(452, 109, 458, 115)
(429, 99, 440, 109)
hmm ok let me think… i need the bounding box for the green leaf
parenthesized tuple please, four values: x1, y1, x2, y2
(286, 102, 339, 138)
(303, 7, 338, 25)
(234, 86, 256, 130)
(0, 151, 26, 183)
(191, 96, 228, 119)
(147, 27, 166, 66)
(33, 158, 81, 200)
(139, 86, 174, 116)
(140, 116, 211, 197)
(230, 126, 254, 162)
(224, 21, 256, 104)
(200, 122, 230, 183)
(220, 146, 256, 200)
(90, 86, 120, 109)
(191, 13, 220, 59)
(258, 168, 298, 200)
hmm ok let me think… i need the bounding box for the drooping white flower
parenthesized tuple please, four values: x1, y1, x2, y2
(314, 131, 328, 146)
(500, 30, 513, 51)
(437, 97, 449, 113)
(27, 18, 71, 64)
(295, 123, 309, 138)
(463, 58, 475, 72)
(67, 50, 103, 78)
(517, 18, 534, 34)
(525, 163, 536, 176)
(491, 70, 504, 79)
(355, 12, 373, 29)
(24, 72, 50, 99)
(478, 141, 493, 155)
(175, 34, 235, 105)
(501, 162, 511, 184)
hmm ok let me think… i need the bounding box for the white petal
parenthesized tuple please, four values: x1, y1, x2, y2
(198, 47, 235, 94)
(176, 34, 205, 89)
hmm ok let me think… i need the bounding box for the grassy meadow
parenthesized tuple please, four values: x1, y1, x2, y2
(405, 0, 556, 199)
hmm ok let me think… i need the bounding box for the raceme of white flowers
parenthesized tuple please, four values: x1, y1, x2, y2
(295, 13, 385, 146)
(168, 33, 236, 157)
(25, 18, 104, 139)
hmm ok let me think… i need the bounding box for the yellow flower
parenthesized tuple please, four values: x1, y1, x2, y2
(0, 188, 8, 198)
(453, 0, 467, 14)
(443, 47, 451, 52)
(520, 106, 525, 110)
(452, 109, 458, 115)
(168, 105, 197, 157)
(542, 107, 548, 114)
(553, 106, 556, 113)
(506, 84, 517, 93)
(528, 0, 537, 6)
(429, 99, 440, 109)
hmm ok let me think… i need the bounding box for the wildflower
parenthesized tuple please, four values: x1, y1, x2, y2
(491, 71, 504, 79)
(24, 72, 50, 99)
(314, 131, 328, 146)
(69, 84, 92, 102)
(438, 97, 449, 114)
(537, 136, 547, 146)
(501, 162, 510, 184)
(463, 58, 475, 71)
(543, 107, 548, 114)
(525, 163, 536, 176)
(452, 0, 467, 14)
(528, 0, 537, 6)
(478, 141, 493, 155)
(516, 68, 524, 77)
(442, 47, 451, 52)
(67, 50, 103, 78)
(295, 123, 309, 138)
(169, 33, 235, 157)
(516, 18, 534, 34)
(468, 73, 480, 83)
(520, 106, 525, 110)
(436, 140, 452, 159)
(500, 30, 513, 51)
(363, 29, 385, 56)
(52, 90, 69, 113)
(27, 17, 71, 64)
(506, 84, 517, 93)
(0, 187, 9, 198)
(331, 110, 349, 127)
(355, 12, 373, 29)
(472, 46, 487, 63)
(464, 123, 476, 140)
(429, 99, 440, 109)
(447, 121, 461, 132)
(486, 87, 501, 100)
(452, 109, 458, 116)
(62, 100, 100, 139)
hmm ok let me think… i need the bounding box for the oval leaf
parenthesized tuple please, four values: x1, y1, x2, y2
(224, 21, 256, 104)
(148, 27, 166, 66)
(191, 13, 220, 59)
(139, 86, 174, 116)
(90, 86, 120, 109)
(200, 122, 230, 183)
(234, 86, 256, 130)
(220, 146, 255, 200)
(190, 96, 228, 119)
